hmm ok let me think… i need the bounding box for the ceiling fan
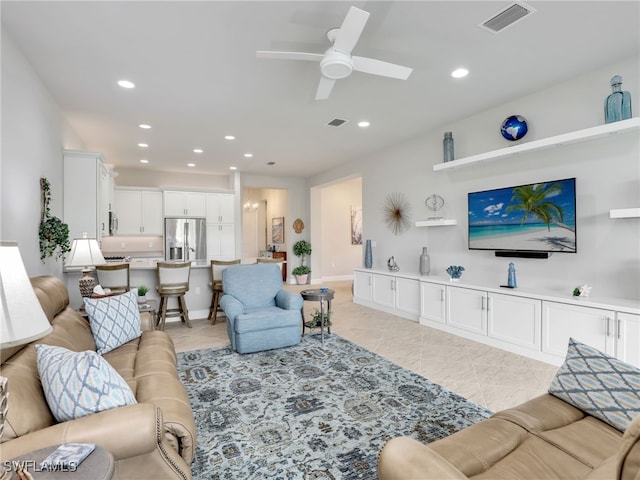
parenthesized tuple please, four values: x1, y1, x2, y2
(256, 6, 413, 100)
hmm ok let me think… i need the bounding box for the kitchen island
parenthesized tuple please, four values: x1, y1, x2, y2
(65, 260, 217, 323)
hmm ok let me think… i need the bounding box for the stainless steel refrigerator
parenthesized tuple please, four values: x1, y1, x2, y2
(164, 218, 207, 262)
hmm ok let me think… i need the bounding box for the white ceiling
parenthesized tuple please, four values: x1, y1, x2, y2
(2, 1, 639, 178)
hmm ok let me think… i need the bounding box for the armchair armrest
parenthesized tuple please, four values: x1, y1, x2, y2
(219, 294, 244, 321)
(276, 290, 303, 310)
(0, 403, 160, 462)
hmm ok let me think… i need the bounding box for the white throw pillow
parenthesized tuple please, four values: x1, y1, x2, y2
(35, 344, 137, 422)
(84, 290, 142, 355)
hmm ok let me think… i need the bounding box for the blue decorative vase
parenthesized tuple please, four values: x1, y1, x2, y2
(364, 239, 373, 269)
(605, 75, 632, 123)
(443, 132, 454, 162)
(507, 262, 517, 288)
(500, 115, 528, 141)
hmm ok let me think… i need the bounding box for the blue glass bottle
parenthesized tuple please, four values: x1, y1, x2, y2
(507, 262, 517, 288)
(605, 75, 632, 124)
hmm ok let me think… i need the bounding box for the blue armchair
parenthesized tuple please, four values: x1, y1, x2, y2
(219, 263, 303, 354)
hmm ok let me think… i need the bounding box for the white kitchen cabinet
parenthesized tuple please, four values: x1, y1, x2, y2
(542, 301, 615, 358)
(447, 286, 487, 335)
(615, 312, 640, 367)
(206, 193, 235, 224)
(206, 223, 235, 260)
(420, 281, 446, 324)
(489, 293, 541, 351)
(163, 191, 206, 217)
(114, 189, 163, 235)
(63, 150, 110, 241)
(353, 270, 373, 302)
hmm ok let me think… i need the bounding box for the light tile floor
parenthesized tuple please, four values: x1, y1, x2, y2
(164, 280, 558, 412)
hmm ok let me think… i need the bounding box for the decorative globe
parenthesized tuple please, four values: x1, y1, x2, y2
(500, 115, 528, 141)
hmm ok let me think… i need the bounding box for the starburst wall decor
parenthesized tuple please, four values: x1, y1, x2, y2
(383, 192, 412, 235)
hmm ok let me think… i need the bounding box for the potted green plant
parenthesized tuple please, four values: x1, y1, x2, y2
(38, 178, 71, 262)
(137, 285, 149, 304)
(309, 308, 332, 328)
(293, 240, 312, 284)
(291, 265, 311, 285)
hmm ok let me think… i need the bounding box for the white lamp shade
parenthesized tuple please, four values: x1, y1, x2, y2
(0, 242, 53, 348)
(66, 237, 106, 268)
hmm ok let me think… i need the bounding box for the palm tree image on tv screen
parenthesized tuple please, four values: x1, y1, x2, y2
(468, 178, 576, 253)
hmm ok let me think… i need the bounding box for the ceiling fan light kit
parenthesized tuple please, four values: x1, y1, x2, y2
(256, 6, 413, 100)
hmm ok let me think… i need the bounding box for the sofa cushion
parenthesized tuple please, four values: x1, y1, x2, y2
(548, 338, 640, 432)
(35, 344, 136, 422)
(84, 290, 142, 355)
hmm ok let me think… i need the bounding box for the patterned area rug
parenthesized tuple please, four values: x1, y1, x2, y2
(177, 335, 492, 479)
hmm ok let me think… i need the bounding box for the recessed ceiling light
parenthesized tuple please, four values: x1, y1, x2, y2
(451, 68, 469, 78)
(139, 124, 152, 129)
(229, 166, 237, 170)
(187, 163, 196, 167)
(193, 148, 203, 153)
(118, 80, 135, 89)
(138, 143, 148, 148)
(358, 121, 370, 128)
(224, 135, 236, 140)
(244, 153, 253, 158)
(139, 159, 149, 164)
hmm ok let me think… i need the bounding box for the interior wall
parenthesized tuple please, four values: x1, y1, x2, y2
(319, 178, 363, 280)
(1, 29, 85, 276)
(114, 167, 233, 191)
(309, 56, 640, 300)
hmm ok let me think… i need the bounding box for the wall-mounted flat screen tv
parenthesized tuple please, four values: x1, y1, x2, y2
(468, 177, 577, 254)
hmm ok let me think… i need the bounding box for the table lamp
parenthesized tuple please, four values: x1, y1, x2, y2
(66, 234, 106, 297)
(1, 242, 54, 443)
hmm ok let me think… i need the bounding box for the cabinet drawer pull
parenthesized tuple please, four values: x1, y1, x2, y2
(617, 318, 622, 339)
(440, 289, 444, 302)
(605, 317, 612, 337)
(481, 297, 486, 310)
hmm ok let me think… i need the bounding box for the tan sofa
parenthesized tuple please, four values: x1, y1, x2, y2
(0, 276, 196, 480)
(378, 393, 640, 479)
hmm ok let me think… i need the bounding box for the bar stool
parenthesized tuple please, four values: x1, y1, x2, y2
(256, 257, 284, 273)
(208, 259, 240, 324)
(95, 263, 130, 294)
(156, 261, 192, 330)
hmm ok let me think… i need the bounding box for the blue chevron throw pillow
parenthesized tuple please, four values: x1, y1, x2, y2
(549, 338, 640, 432)
(36, 344, 136, 422)
(84, 290, 142, 355)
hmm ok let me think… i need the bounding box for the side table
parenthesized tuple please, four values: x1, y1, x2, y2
(300, 288, 335, 343)
(6, 444, 114, 480)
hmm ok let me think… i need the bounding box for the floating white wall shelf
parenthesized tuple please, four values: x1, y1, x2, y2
(610, 208, 640, 219)
(433, 117, 640, 172)
(415, 219, 457, 227)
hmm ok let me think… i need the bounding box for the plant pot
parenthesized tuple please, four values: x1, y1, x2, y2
(295, 274, 308, 285)
(138, 295, 146, 304)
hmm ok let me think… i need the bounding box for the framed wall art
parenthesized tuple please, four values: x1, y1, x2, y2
(272, 216, 284, 244)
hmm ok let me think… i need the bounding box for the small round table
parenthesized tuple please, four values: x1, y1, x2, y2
(7, 444, 114, 480)
(300, 288, 335, 343)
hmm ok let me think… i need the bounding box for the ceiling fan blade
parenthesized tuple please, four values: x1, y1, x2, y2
(256, 51, 323, 62)
(315, 76, 336, 100)
(333, 6, 370, 54)
(352, 56, 413, 80)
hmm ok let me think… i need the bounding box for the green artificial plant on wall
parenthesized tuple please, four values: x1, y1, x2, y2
(39, 177, 71, 262)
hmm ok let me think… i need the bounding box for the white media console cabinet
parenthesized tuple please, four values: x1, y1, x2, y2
(353, 268, 640, 367)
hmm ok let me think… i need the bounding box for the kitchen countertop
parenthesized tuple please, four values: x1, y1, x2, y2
(128, 260, 211, 270)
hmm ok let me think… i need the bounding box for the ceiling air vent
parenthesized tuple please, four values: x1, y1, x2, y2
(479, 2, 535, 34)
(327, 118, 348, 127)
